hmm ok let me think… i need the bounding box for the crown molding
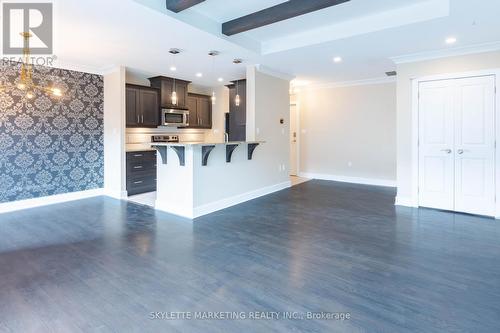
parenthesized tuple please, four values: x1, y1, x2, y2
(253, 64, 295, 81)
(49, 60, 117, 75)
(390, 41, 500, 64)
(301, 76, 396, 91)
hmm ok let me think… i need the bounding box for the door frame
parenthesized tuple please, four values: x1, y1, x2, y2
(410, 69, 500, 218)
(290, 102, 301, 176)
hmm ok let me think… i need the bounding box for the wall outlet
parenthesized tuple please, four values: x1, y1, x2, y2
(281, 128, 285, 135)
(256, 128, 260, 135)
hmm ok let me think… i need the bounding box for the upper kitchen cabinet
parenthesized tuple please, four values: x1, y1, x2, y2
(126, 84, 160, 127)
(228, 79, 246, 126)
(227, 79, 246, 141)
(149, 76, 190, 109)
(185, 93, 212, 129)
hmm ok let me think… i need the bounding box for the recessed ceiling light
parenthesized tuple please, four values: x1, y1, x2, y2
(196, 72, 203, 77)
(445, 37, 457, 44)
(333, 56, 342, 63)
(170, 66, 177, 71)
(218, 77, 223, 82)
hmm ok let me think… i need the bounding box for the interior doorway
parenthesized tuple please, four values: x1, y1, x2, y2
(290, 103, 299, 176)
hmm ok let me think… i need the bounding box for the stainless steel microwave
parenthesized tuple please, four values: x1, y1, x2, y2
(161, 108, 189, 127)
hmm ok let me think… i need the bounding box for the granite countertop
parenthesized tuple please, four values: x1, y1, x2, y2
(126, 148, 157, 153)
(150, 141, 264, 147)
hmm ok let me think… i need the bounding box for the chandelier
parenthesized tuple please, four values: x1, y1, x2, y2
(0, 32, 62, 99)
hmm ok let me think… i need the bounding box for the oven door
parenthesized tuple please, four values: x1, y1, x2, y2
(162, 109, 189, 127)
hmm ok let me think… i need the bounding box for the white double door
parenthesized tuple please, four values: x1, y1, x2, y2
(418, 75, 496, 216)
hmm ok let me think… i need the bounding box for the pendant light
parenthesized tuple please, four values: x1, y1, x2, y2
(208, 51, 219, 105)
(169, 48, 180, 106)
(0, 32, 63, 99)
(171, 77, 178, 106)
(235, 80, 240, 107)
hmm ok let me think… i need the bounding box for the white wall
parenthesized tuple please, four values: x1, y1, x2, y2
(396, 50, 500, 205)
(204, 85, 229, 143)
(104, 66, 127, 199)
(248, 67, 291, 181)
(297, 82, 397, 186)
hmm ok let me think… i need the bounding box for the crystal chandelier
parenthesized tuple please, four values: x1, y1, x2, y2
(0, 32, 62, 99)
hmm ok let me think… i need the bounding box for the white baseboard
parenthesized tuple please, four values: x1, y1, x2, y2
(394, 196, 418, 208)
(155, 200, 194, 220)
(104, 189, 128, 200)
(193, 181, 292, 218)
(0, 188, 105, 214)
(299, 172, 396, 187)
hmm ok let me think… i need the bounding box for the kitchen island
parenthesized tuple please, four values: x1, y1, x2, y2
(151, 141, 291, 219)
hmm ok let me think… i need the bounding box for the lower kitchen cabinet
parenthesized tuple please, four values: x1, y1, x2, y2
(126, 150, 157, 196)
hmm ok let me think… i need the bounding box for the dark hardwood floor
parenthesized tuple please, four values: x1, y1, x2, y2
(0, 180, 499, 332)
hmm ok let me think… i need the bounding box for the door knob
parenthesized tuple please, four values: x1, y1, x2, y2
(441, 149, 452, 154)
(457, 149, 464, 154)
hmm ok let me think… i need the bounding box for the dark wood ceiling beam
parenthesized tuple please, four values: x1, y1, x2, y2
(222, 0, 350, 36)
(166, 0, 206, 13)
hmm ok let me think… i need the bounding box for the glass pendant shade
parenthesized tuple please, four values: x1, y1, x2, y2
(211, 91, 216, 105)
(234, 80, 240, 107)
(171, 91, 178, 105)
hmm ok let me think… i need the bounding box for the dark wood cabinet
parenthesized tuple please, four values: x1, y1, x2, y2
(186, 95, 198, 127)
(227, 79, 246, 141)
(231, 80, 246, 126)
(126, 150, 157, 196)
(141, 89, 160, 126)
(185, 93, 212, 129)
(126, 86, 139, 126)
(149, 76, 190, 109)
(126, 84, 160, 127)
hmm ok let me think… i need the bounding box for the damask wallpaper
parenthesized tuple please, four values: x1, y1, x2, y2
(0, 62, 104, 203)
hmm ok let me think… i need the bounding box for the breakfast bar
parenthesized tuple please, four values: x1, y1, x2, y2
(150, 141, 288, 219)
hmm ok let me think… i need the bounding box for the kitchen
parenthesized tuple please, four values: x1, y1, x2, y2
(124, 56, 289, 218)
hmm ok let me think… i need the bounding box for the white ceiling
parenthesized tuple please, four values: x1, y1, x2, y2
(50, 0, 500, 88)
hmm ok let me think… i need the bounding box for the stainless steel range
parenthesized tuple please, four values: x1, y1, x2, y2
(151, 135, 180, 143)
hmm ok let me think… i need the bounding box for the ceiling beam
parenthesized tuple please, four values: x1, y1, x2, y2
(222, 0, 350, 36)
(166, 0, 206, 13)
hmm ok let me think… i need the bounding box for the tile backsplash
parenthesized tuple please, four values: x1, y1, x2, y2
(126, 127, 207, 151)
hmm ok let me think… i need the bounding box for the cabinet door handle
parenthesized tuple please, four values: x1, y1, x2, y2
(133, 166, 143, 169)
(133, 181, 143, 184)
(137, 115, 139, 123)
(141, 115, 144, 123)
(133, 154, 143, 157)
